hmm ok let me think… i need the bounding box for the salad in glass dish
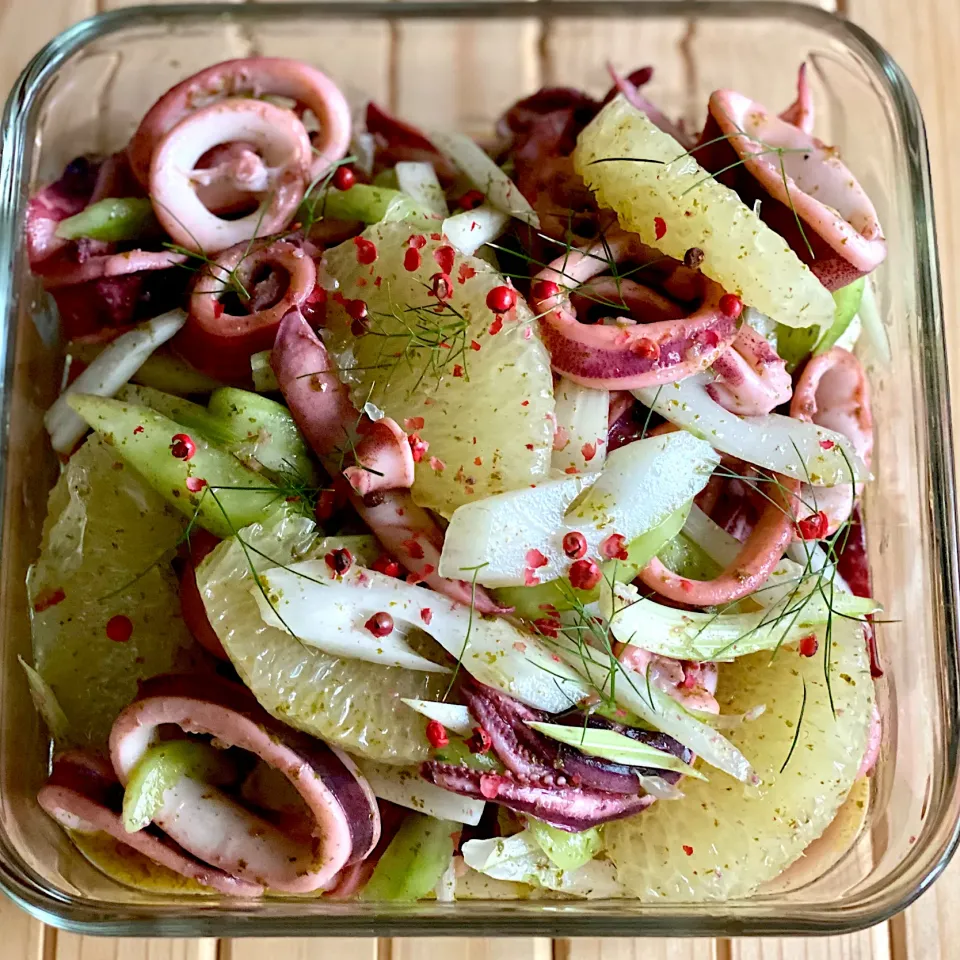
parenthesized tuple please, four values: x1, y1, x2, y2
(21, 56, 885, 903)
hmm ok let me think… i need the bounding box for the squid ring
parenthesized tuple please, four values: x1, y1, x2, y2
(149, 99, 311, 254)
(109, 674, 379, 894)
(639, 471, 800, 607)
(179, 239, 317, 381)
(38, 750, 261, 896)
(531, 229, 739, 390)
(129, 57, 351, 186)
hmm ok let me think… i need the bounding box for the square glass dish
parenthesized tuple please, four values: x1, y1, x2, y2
(0, 0, 957, 938)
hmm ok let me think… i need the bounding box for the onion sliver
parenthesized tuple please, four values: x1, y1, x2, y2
(440, 431, 719, 588)
(430, 130, 539, 227)
(634, 374, 868, 486)
(45, 310, 186, 454)
(401, 699, 473, 736)
(442, 203, 509, 255)
(603, 579, 878, 662)
(254, 562, 589, 714)
(395, 161, 449, 217)
(552, 378, 609, 475)
(550, 635, 755, 783)
(354, 757, 485, 826)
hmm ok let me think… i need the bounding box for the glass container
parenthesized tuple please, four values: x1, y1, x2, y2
(0, 0, 955, 938)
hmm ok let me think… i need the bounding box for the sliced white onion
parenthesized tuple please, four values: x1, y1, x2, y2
(440, 432, 719, 588)
(255, 561, 589, 713)
(552, 378, 609, 475)
(430, 131, 539, 228)
(45, 310, 186, 454)
(435, 855, 458, 902)
(350, 131, 376, 178)
(19, 656, 69, 741)
(250, 350, 279, 393)
(786, 539, 851, 594)
(461, 832, 624, 898)
(636, 774, 685, 801)
(353, 757, 484, 825)
(401, 699, 473, 736)
(681, 504, 740, 566)
(603, 579, 877, 662)
(634, 374, 868, 486)
(441, 204, 509, 256)
(695, 704, 767, 729)
(396, 161, 449, 218)
(253, 567, 450, 674)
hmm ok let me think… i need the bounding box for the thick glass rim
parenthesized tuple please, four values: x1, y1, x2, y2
(0, 0, 956, 938)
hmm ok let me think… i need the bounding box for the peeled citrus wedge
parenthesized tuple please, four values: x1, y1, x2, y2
(604, 619, 873, 900)
(322, 221, 555, 516)
(27, 438, 195, 747)
(196, 508, 445, 764)
(573, 97, 834, 330)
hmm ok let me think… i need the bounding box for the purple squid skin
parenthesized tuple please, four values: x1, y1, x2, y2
(420, 762, 656, 832)
(460, 679, 692, 796)
(422, 679, 696, 828)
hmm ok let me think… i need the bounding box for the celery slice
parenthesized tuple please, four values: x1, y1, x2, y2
(320, 184, 425, 224)
(361, 814, 458, 901)
(67, 395, 281, 538)
(527, 819, 602, 872)
(55, 198, 155, 243)
(122, 740, 236, 833)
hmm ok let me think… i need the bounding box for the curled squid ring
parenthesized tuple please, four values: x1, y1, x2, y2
(790, 346, 873, 536)
(128, 57, 351, 186)
(638, 470, 800, 607)
(109, 674, 379, 894)
(531, 229, 739, 390)
(707, 323, 793, 416)
(149, 99, 312, 254)
(178, 238, 317, 381)
(694, 85, 886, 290)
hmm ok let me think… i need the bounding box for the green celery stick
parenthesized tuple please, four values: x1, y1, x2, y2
(527, 819, 601, 871)
(117, 384, 243, 448)
(207, 387, 318, 483)
(814, 277, 866, 355)
(122, 740, 237, 833)
(68, 394, 281, 538)
(55, 198, 156, 243)
(433, 735, 503, 773)
(319, 184, 424, 224)
(361, 813, 458, 901)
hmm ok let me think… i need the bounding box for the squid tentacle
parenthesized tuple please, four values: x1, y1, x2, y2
(270, 309, 507, 614)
